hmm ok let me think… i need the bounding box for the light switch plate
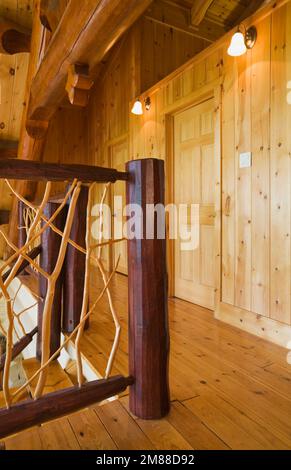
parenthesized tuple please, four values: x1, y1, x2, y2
(239, 152, 252, 168)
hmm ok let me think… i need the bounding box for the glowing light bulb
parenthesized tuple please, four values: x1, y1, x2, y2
(131, 99, 143, 115)
(227, 31, 247, 57)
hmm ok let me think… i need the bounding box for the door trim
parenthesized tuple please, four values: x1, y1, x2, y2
(165, 85, 222, 311)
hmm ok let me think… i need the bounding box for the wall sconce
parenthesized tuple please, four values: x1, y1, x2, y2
(145, 97, 151, 111)
(131, 99, 143, 115)
(131, 97, 151, 115)
(228, 25, 257, 57)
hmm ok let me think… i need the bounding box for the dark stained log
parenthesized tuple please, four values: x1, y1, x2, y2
(0, 140, 18, 159)
(37, 201, 67, 360)
(26, 0, 153, 138)
(0, 17, 31, 54)
(0, 375, 134, 439)
(40, 0, 69, 33)
(0, 210, 9, 225)
(126, 158, 170, 419)
(62, 186, 89, 334)
(0, 159, 129, 183)
(0, 328, 38, 372)
(2, 245, 42, 283)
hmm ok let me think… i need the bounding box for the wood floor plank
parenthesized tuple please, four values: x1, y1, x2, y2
(167, 401, 229, 450)
(5, 272, 291, 450)
(187, 391, 288, 450)
(4, 427, 43, 450)
(93, 400, 155, 450)
(120, 398, 193, 450)
(39, 418, 81, 450)
(68, 408, 117, 450)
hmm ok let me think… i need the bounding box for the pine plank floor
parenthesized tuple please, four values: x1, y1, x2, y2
(2, 272, 291, 450)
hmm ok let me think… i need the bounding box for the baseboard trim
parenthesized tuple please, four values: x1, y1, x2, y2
(215, 302, 291, 349)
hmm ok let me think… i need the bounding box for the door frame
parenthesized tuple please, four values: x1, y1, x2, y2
(165, 84, 222, 311)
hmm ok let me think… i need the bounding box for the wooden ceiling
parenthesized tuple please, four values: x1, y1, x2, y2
(0, 0, 33, 29)
(145, 0, 266, 43)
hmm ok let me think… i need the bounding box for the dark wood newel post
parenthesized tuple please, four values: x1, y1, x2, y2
(62, 186, 89, 333)
(126, 158, 170, 420)
(37, 200, 67, 360)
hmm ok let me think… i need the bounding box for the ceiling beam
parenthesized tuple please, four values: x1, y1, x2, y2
(145, 0, 226, 43)
(191, 0, 214, 26)
(40, 0, 69, 33)
(0, 17, 31, 54)
(26, 0, 153, 139)
(236, 0, 266, 24)
(0, 140, 18, 159)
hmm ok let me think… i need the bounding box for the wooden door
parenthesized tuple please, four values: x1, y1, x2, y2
(111, 140, 128, 275)
(174, 99, 216, 310)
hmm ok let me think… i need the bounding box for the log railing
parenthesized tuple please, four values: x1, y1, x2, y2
(0, 157, 169, 438)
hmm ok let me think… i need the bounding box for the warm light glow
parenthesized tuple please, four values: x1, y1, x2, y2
(131, 99, 143, 115)
(227, 31, 247, 57)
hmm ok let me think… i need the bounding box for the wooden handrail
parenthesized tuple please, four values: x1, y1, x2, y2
(0, 375, 134, 439)
(0, 159, 129, 183)
(0, 327, 38, 372)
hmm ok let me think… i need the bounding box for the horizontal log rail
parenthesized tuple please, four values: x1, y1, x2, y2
(0, 375, 133, 439)
(0, 159, 129, 183)
(0, 327, 38, 372)
(2, 245, 42, 282)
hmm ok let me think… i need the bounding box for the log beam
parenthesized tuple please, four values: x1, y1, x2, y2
(26, 0, 153, 138)
(7, 0, 46, 253)
(40, 0, 69, 33)
(191, 0, 214, 26)
(0, 375, 133, 439)
(0, 159, 129, 183)
(0, 17, 31, 54)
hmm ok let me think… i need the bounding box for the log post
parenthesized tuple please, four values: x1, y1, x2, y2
(126, 158, 170, 419)
(62, 186, 89, 333)
(37, 200, 67, 360)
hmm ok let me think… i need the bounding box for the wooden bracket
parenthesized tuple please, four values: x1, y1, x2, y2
(65, 64, 94, 107)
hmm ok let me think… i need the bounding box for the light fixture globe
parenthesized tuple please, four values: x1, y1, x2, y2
(131, 99, 143, 115)
(227, 31, 247, 57)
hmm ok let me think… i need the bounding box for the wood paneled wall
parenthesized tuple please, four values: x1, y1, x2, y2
(0, 52, 30, 210)
(127, 0, 291, 342)
(42, 0, 291, 345)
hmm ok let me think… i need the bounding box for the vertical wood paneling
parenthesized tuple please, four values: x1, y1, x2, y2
(39, 0, 291, 329)
(250, 17, 271, 317)
(234, 51, 252, 311)
(221, 51, 235, 305)
(270, 3, 291, 324)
